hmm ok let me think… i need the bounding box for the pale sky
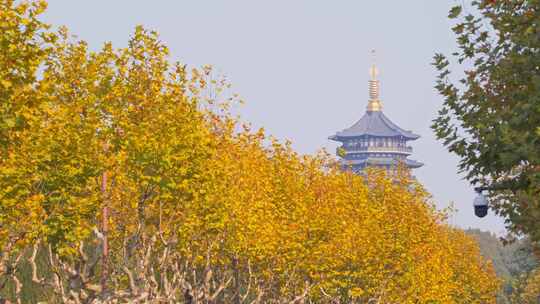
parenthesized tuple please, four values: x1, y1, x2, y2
(42, 1, 506, 233)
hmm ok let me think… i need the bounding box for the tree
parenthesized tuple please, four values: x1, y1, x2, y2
(432, 1, 540, 242)
(0, 0, 58, 299)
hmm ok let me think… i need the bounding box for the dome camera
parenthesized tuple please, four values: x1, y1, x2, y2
(473, 192, 488, 218)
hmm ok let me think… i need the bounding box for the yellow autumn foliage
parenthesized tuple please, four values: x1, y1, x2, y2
(0, 1, 500, 303)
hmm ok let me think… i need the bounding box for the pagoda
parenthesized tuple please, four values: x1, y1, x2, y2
(329, 57, 423, 174)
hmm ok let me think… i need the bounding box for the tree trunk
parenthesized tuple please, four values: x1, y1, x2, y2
(233, 256, 240, 304)
(100, 169, 109, 300)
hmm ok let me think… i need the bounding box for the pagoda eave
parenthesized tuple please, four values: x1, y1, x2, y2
(342, 158, 424, 169)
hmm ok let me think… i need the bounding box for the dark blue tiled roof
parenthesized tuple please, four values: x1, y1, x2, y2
(330, 111, 420, 141)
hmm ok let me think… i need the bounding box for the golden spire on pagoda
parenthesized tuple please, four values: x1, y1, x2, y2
(367, 50, 383, 112)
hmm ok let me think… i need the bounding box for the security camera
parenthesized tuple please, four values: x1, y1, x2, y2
(473, 192, 488, 218)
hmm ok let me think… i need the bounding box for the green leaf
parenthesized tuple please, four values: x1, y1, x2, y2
(336, 147, 346, 158)
(448, 6, 462, 19)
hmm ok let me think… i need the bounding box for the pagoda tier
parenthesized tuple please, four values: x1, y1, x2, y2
(329, 110, 419, 140)
(329, 58, 423, 174)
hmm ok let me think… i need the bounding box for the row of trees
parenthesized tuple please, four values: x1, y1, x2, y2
(1, 0, 500, 303)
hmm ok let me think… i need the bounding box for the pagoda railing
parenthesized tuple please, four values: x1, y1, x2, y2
(341, 145, 413, 154)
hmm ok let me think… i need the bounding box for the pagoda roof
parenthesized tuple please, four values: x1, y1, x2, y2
(344, 157, 424, 169)
(329, 111, 420, 141)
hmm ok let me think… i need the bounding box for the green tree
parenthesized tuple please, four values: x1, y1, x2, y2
(432, 1, 540, 242)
